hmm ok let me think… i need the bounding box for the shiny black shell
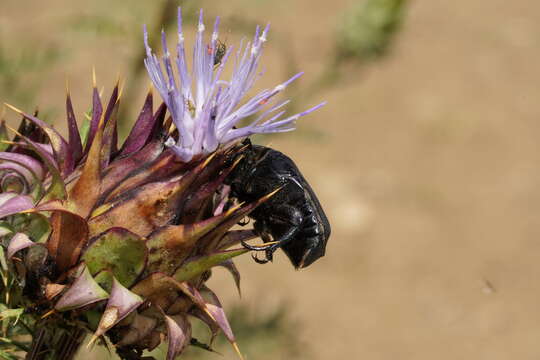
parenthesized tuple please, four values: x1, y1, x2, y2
(227, 144, 331, 268)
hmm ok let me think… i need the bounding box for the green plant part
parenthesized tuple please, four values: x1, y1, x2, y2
(337, 0, 407, 61)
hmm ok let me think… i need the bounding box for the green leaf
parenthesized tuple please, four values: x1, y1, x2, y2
(82, 228, 147, 288)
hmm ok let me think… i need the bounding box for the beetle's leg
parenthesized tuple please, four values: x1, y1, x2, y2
(252, 252, 270, 264)
(240, 229, 272, 251)
(237, 217, 250, 226)
(241, 219, 273, 250)
(241, 241, 270, 251)
(262, 226, 299, 262)
(244, 206, 303, 263)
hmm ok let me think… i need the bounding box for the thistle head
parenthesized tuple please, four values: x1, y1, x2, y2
(0, 7, 325, 359)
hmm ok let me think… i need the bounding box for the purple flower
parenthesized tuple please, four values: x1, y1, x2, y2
(144, 8, 326, 162)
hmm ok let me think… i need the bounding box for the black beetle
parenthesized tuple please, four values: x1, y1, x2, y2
(225, 141, 331, 268)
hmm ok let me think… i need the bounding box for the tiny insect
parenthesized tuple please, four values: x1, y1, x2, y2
(213, 39, 227, 67)
(186, 99, 196, 116)
(226, 140, 331, 269)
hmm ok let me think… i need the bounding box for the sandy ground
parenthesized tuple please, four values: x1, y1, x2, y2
(2, 0, 540, 359)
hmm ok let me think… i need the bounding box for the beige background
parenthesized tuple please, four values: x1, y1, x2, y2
(2, 0, 540, 358)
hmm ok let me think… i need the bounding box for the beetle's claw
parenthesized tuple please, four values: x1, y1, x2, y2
(238, 217, 250, 226)
(242, 239, 279, 264)
(265, 248, 274, 262)
(252, 253, 269, 264)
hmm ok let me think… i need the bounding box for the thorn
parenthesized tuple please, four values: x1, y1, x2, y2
(66, 78, 70, 95)
(3, 103, 24, 115)
(97, 111, 106, 129)
(19, 209, 36, 214)
(238, 143, 250, 153)
(224, 202, 245, 217)
(201, 151, 217, 168)
(260, 186, 283, 202)
(41, 309, 55, 319)
(231, 155, 244, 169)
(202, 308, 218, 324)
(4, 124, 22, 136)
(87, 334, 99, 349)
(92, 67, 97, 88)
(232, 342, 245, 360)
(118, 81, 125, 101)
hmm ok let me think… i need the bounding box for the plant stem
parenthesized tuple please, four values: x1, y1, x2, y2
(25, 322, 86, 360)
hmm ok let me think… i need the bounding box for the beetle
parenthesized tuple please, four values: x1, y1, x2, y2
(225, 141, 331, 268)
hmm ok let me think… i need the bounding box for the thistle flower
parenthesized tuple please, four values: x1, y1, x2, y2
(144, 8, 325, 162)
(0, 7, 324, 360)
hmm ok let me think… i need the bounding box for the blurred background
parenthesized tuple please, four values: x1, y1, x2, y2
(2, 0, 540, 359)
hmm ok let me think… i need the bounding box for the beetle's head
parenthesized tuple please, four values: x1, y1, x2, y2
(281, 235, 328, 269)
